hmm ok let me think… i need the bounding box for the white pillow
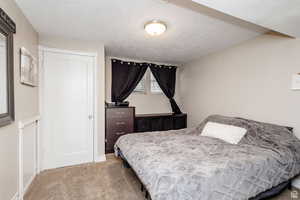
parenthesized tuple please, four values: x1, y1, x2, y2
(201, 122, 247, 144)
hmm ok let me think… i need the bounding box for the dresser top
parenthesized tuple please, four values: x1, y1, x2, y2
(136, 113, 187, 118)
(106, 106, 135, 109)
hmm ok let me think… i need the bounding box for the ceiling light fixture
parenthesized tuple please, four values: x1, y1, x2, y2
(144, 20, 167, 36)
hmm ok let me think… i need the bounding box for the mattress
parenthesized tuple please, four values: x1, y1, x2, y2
(115, 115, 300, 200)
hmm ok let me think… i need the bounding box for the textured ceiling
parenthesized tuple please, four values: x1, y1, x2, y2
(192, 0, 300, 38)
(15, 0, 267, 64)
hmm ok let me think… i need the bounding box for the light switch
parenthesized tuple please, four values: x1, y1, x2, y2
(291, 74, 300, 90)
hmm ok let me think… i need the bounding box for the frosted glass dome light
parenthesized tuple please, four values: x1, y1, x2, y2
(145, 20, 167, 36)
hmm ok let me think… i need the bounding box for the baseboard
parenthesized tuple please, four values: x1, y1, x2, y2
(95, 154, 106, 163)
(23, 174, 36, 195)
(10, 192, 18, 200)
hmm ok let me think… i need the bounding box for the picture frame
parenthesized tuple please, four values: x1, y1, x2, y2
(20, 47, 37, 87)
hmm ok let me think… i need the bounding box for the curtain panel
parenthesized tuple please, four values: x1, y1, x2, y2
(149, 65, 182, 114)
(111, 59, 147, 102)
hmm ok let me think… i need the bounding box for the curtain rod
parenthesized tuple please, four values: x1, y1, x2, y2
(112, 58, 177, 69)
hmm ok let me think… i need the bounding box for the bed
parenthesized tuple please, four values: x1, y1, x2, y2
(115, 115, 300, 200)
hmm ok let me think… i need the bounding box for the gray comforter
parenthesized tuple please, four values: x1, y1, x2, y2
(115, 115, 300, 200)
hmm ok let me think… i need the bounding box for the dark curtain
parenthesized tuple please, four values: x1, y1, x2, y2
(149, 65, 182, 114)
(111, 59, 148, 102)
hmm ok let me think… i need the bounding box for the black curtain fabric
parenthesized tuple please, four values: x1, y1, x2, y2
(149, 65, 182, 114)
(111, 59, 148, 102)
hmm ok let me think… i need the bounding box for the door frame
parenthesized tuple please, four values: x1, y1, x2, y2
(38, 46, 98, 170)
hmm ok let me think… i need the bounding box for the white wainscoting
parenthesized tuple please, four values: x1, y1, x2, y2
(10, 192, 19, 200)
(18, 116, 40, 200)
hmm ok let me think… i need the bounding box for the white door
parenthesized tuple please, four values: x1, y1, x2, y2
(41, 50, 95, 169)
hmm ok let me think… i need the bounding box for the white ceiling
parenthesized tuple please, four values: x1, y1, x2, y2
(15, 0, 267, 64)
(192, 0, 300, 38)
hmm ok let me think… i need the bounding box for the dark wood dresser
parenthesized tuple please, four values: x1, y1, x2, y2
(105, 107, 135, 153)
(135, 113, 187, 132)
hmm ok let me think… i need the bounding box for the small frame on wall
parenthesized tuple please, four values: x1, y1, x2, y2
(20, 47, 38, 87)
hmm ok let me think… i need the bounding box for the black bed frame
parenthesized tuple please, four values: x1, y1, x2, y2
(117, 148, 294, 200)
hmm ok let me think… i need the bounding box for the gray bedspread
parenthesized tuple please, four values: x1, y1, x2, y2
(115, 115, 300, 200)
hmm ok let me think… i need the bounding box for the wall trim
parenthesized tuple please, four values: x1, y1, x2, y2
(93, 52, 99, 163)
(38, 45, 97, 57)
(95, 154, 106, 163)
(18, 116, 40, 200)
(10, 192, 18, 200)
(23, 174, 36, 197)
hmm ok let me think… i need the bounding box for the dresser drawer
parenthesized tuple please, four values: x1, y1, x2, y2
(106, 108, 134, 119)
(107, 118, 133, 127)
(105, 129, 131, 153)
(107, 130, 129, 139)
(135, 113, 187, 132)
(106, 121, 134, 134)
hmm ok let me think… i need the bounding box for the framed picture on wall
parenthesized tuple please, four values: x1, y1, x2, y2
(20, 47, 37, 87)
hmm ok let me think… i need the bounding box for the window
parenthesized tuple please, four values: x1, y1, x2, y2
(150, 72, 163, 93)
(132, 71, 163, 94)
(133, 77, 146, 93)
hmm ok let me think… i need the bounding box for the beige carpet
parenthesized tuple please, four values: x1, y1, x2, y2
(25, 154, 298, 200)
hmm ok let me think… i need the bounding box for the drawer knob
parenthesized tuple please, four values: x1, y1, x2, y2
(116, 131, 125, 135)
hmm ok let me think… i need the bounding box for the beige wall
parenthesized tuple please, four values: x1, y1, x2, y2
(105, 57, 182, 114)
(39, 35, 106, 159)
(0, 0, 39, 199)
(180, 33, 300, 186)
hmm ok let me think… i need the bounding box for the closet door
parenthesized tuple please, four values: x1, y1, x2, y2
(41, 49, 95, 169)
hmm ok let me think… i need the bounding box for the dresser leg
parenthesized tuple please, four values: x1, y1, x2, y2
(288, 181, 292, 190)
(145, 191, 148, 199)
